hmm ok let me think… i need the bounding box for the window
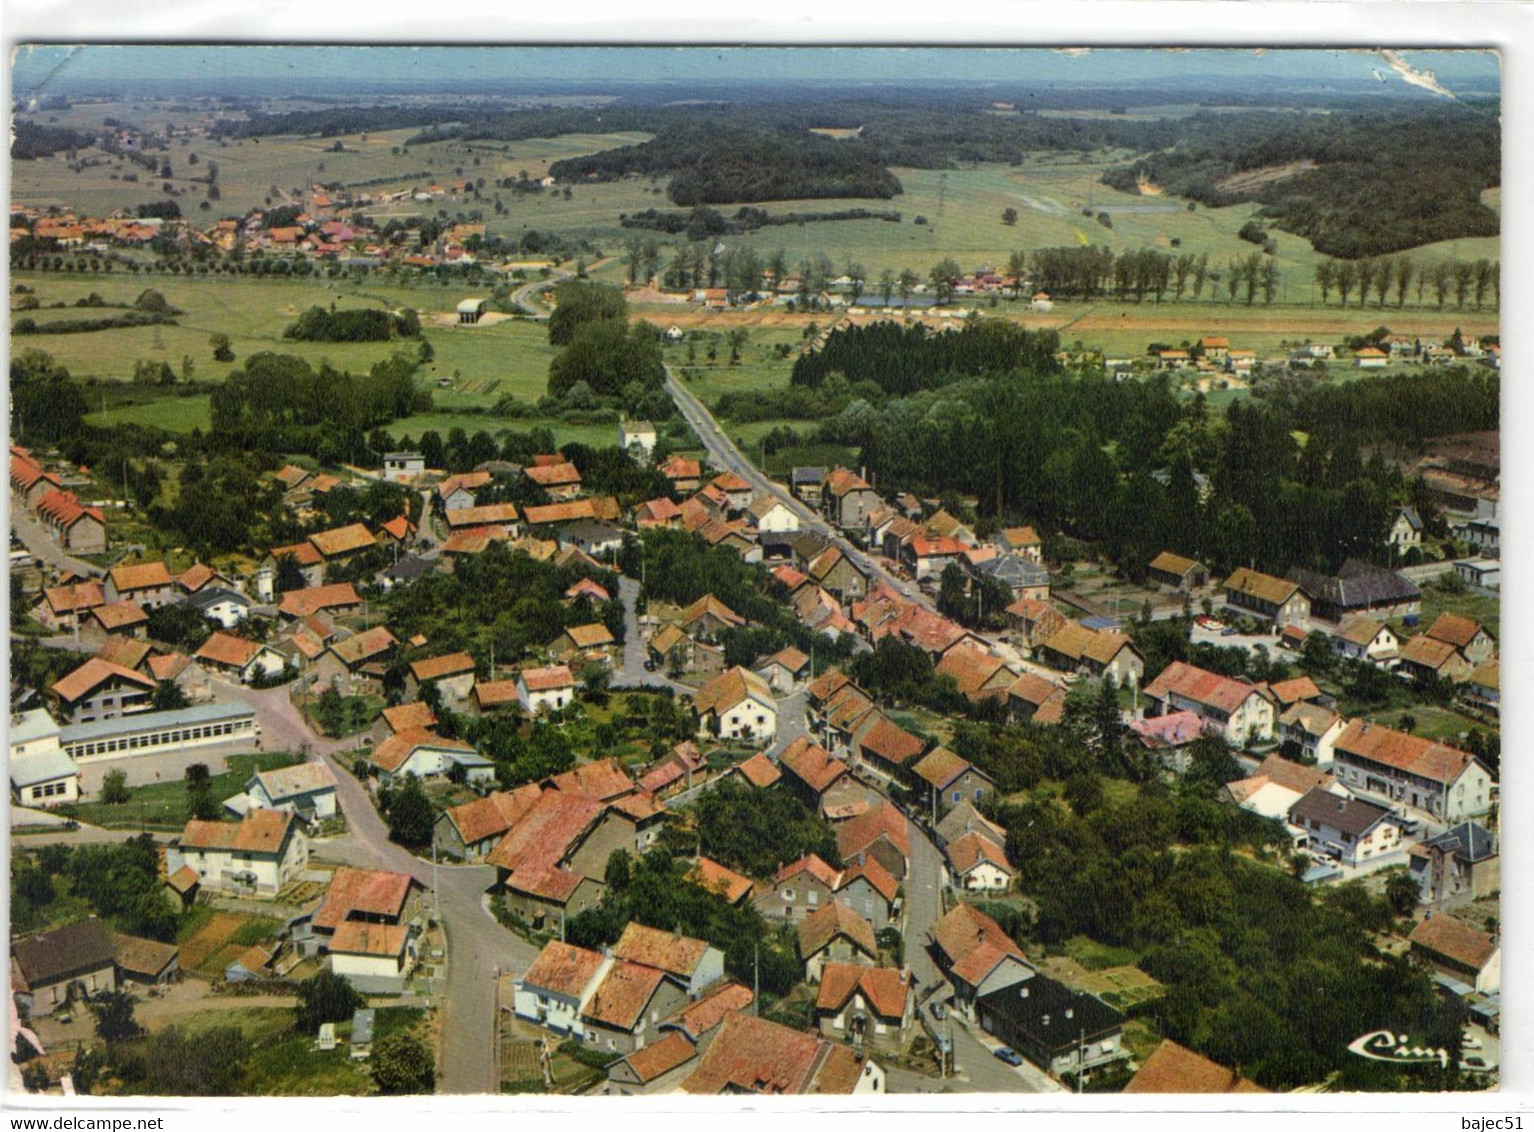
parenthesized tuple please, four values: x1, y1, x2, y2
(952, 791, 961, 803)
(807, 890, 818, 905)
(782, 888, 795, 902)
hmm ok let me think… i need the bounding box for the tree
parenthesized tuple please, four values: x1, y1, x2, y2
(210, 332, 234, 363)
(101, 768, 131, 805)
(316, 686, 347, 737)
(185, 762, 218, 821)
(1001, 207, 1018, 226)
(152, 679, 190, 711)
(388, 775, 435, 847)
(90, 990, 142, 1043)
(372, 1030, 435, 1094)
(546, 280, 627, 346)
(1384, 870, 1420, 916)
(294, 969, 364, 1034)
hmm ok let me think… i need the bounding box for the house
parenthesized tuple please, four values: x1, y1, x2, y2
(313, 626, 397, 692)
(1005, 599, 1068, 651)
(308, 868, 423, 967)
(1454, 558, 1501, 589)
(822, 468, 882, 530)
(1355, 346, 1389, 368)
(1034, 623, 1144, 685)
(790, 466, 827, 506)
(50, 657, 157, 723)
(517, 664, 577, 714)
(1222, 567, 1310, 629)
(929, 903, 1034, 1018)
(550, 622, 617, 662)
(1399, 634, 1475, 684)
(805, 545, 870, 601)
(777, 736, 853, 810)
(582, 959, 691, 1055)
(935, 800, 1007, 851)
(545, 758, 637, 803)
(659, 455, 702, 495)
(82, 601, 150, 643)
(194, 632, 287, 684)
(730, 752, 781, 790)
(1330, 720, 1494, 822)
(755, 646, 810, 693)
(1288, 560, 1421, 624)
(435, 471, 492, 512)
(1277, 702, 1346, 768)
(278, 582, 364, 621)
(693, 667, 777, 742)
(903, 536, 969, 582)
(1127, 710, 1205, 776)
(40, 580, 106, 631)
(514, 941, 608, 1041)
(488, 793, 608, 934)
(604, 1032, 700, 1096)
(1461, 660, 1499, 716)
(525, 461, 583, 500)
(329, 921, 420, 990)
(1123, 1040, 1267, 1094)
(232, 761, 340, 824)
(994, 526, 1042, 563)
(947, 831, 1015, 892)
(1424, 614, 1496, 666)
(1147, 551, 1209, 591)
(1289, 787, 1401, 867)
(618, 420, 657, 459)
(613, 923, 726, 998)
(1408, 915, 1500, 995)
(444, 504, 520, 537)
(1410, 822, 1499, 907)
(405, 652, 478, 704)
(382, 451, 425, 482)
(708, 472, 753, 513)
(934, 645, 1016, 704)
(35, 491, 106, 554)
(1142, 661, 1275, 744)
(797, 901, 880, 981)
(10, 739, 80, 808)
(678, 594, 747, 640)
(259, 543, 324, 597)
(687, 858, 755, 906)
(186, 586, 254, 629)
(814, 965, 916, 1054)
(1331, 617, 1401, 666)
(1387, 506, 1424, 557)
(165, 810, 308, 895)
(835, 801, 910, 880)
(371, 728, 493, 787)
(748, 495, 799, 534)
(679, 1010, 883, 1095)
(910, 746, 996, 815)
(756, 854, 843, 923)
(1460, 516, 1500, 557)
(853, 715, 926, 779)
(56, 702, 258, 763)
(835, 858, 900, 932)
(105, 560, 177, 609)
(636, 740, 710, 799)
(111, 932, 180, 987)
(11, 919, 118, 1012)
(634, 497, 684, 529)
(977, 976, 1127, 1081)
(434, 784, 545, 860)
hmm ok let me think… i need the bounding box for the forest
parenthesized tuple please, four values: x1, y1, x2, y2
(1100, 105, 1500, 258)
(790, 318, 1062, 397)
(548, 123, 903, 206)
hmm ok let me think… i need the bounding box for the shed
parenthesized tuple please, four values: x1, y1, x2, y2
(457, 298, 488, 324)
(317, 1022, 337, 1052)
(351, 1007, 376, 1059)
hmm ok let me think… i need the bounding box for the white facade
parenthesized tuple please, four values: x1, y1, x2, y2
(383, 453, 426, 482)
(619, 422, 658, 459)
(169, 828, 308, 895)
(390, 745, 496, 786)
(1332, 623, 1400, 665)
(956, 861, 1012, 892)
(199, 596, 251, 629)
(10, 709, 62, 760)
(752, 501, 800, 534)
(330, 940, 417, 982)
(1332, 754, 1495, 824)
(518, 677, 574, 715)
(708, 695, 777, 743)
(11, 750, 81, 807)
(1299, 813, 1400, 868)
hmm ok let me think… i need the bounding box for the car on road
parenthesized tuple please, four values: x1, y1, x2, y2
(1463, 1055, 1497, 1073)
(993, 1047, 1023, 1066)
(643, 659, 656, 672)
(1221, 626, 1238, 636)
(1195, 615, 1226, 631)
(929, 1001, 946, 1022)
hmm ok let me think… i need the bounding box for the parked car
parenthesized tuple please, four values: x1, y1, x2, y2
(929, 1001, 946, 1022)
(993, 1046, 1023, 1066)
(643, 659, 656, 672)
(934, 1032, 952, 1057)
(1463, 1055, 1496, 1073)
(1221, 626, 1238, 636)
(1462, 1035, 1482, 1050)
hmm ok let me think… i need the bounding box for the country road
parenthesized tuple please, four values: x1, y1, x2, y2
(664, 367, 937, 616)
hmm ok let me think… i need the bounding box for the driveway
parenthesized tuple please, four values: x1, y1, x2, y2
(11, 509, 105, 578)
(613, 575, 688, 693)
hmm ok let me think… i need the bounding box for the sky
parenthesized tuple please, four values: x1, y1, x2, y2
(9, 46, 1501, 99)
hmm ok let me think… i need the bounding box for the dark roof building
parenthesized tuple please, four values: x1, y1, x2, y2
(976, 975, 1126, 1078)
(1287, 559, 1422, 622)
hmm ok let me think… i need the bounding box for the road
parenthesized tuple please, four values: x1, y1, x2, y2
(207, 676, 538, 1095)
(664, 368, 935, 614)
(613, 575, 687, 693)
(11, 509, 105, 578)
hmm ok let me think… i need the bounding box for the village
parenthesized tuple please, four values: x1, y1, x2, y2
(9, 383, 1502, 1095)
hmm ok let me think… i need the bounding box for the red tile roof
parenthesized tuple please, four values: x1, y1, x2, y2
(733, 753, 782, 788)
(1335, 720, 1480, 785)
(798, 900, 878, 959)
(1143, 660, 1262, 715)
(409, 651, 476, 682)
(519, 664, 575, 692)
(485, 790, 604, 873)
(547, 757, 633, 801)
(778, 736, 847, 795)
(109, 560, 173, 593)
(51, 657, 156, 704)
(179, 810, 295, 854)
(1124, 1040, 1268, 1094)
(443, 785, 545, 847)
(835, 801, 910, 864)
(370, 728, 473, 774)
(614, 923, 712, 979)
(688, 858, 754, 904)
(815, 963, 912, 1020)
(195, 632, 264, 669)
(279, 583, 362, 619)
(308, 523, 376, 559)
(681, 1012, 850, 1095)
(620, 1032, 697, 1083)
(856, 716, 925, 768)
(521, 940, 605, 998)
(381, 701, 438, 734)
(1408, 913, 1498, 971)
(1425, 613, 1487, 650)
(584, 960, 670, 1030)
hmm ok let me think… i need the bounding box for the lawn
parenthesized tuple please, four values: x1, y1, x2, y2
(1403, 583, 1501, 641)
(70, 751, 303, 830)
(297, 692, 384, 739)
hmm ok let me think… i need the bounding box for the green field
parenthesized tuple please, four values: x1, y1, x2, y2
(70, 751, 301, 829)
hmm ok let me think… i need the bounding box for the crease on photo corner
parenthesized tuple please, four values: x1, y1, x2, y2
(1372, 48, 1501, 118)
(13, 44, 83, 101)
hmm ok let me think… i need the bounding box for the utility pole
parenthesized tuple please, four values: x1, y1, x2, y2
(1078, 1026, 1086, 1094)
(753, 941, 760, 1013)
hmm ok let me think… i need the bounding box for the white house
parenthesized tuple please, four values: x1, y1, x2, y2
(1330, 720, 1494, 823)
(236, 761, 340, 823)
(187, 587, 254, 629)
(946, 831, 1015, 892)
(1387, 507, 1423, 558)
(515, 943, 608, 1041)
(694, 667, 777, 743)
(328, 921, 420, 990)
(748, 495, 800, 534)
(1331, 617, 1400, 666)
(619, 420, 658, 460)
(10, 708, 63, 761)
(1289, 787, 1401, 868)
(9, 709, 80, 808)
(371, 729, 495, 787)
(517, 664, 577, 714)
(194, 632, 288, 684)
(383, 452, 426, 482)
(166, 810, 308, 895)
